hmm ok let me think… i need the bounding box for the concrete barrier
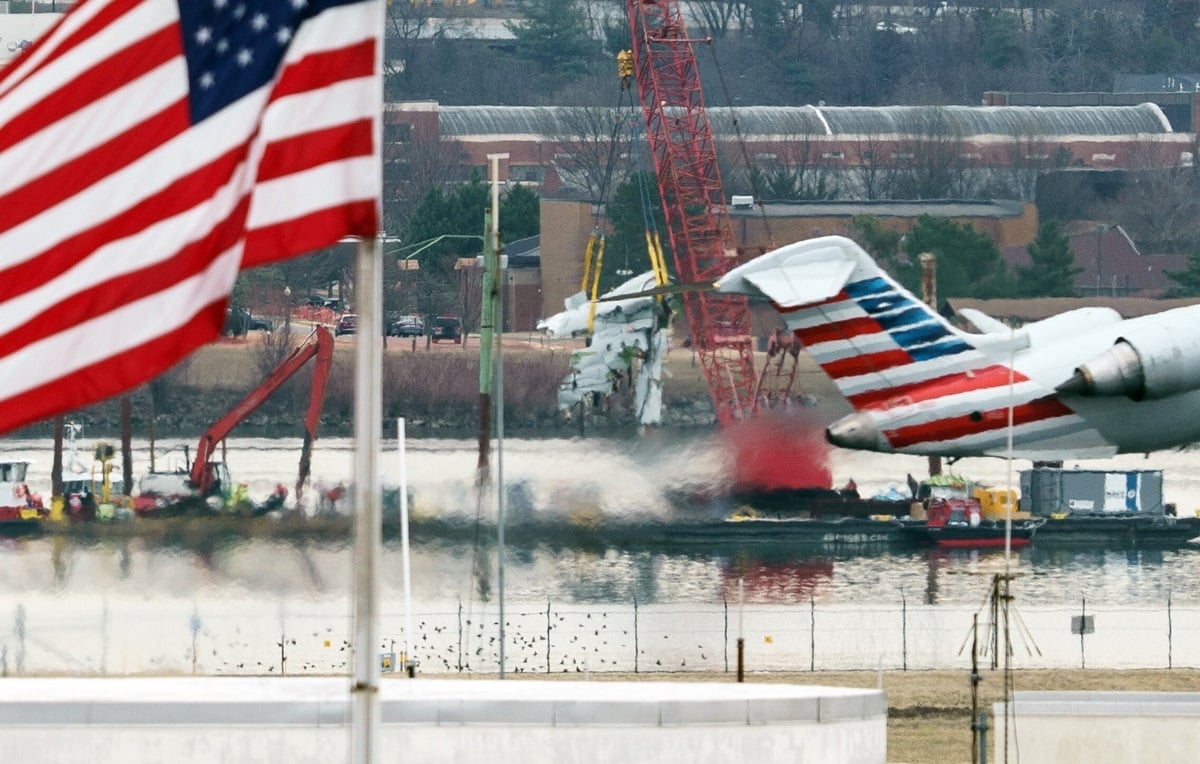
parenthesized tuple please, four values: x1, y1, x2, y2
(0, 677, 886, 763)
(997, 691, 1200, 763)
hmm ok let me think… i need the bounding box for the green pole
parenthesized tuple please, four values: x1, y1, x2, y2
(477, 209, 498, 477)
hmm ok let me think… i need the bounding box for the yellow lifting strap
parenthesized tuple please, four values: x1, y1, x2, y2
(586, 233, 606, 334)
(581, 229, 602, 292)
(645, 230, 668, 290)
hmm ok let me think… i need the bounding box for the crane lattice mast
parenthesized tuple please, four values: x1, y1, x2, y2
(625, 0, 759, 425)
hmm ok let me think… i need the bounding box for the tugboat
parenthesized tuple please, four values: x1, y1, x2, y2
(0, 459, 46, 535)
(901, 497, 1042, 549)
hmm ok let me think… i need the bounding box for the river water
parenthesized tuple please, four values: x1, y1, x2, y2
(2, 433, 1200, 675)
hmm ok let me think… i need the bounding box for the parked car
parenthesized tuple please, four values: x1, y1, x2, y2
(245, 313, 273, 332)
(431, 315, 463, 344)
(223, 308, 272, 336)
(335, 314, 358, 336)
(307, 296, 345, 312)
(388, 315, 424, 337)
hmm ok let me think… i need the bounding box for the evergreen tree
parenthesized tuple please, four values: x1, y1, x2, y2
(1014, 221, 1079, 297)
(500, 184, 541, 243)
(505, 0, 601, 77)
(903, 216, 1011, 299)
(1165, 250, 1200, 297)
(849, 215, 907, 281)
(401, 176, 542, 263)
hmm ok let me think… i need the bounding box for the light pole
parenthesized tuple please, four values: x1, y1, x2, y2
(283, 285, 292, 335)
(1095, 224, 1108, 297)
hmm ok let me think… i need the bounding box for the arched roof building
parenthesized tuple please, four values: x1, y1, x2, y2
(388, 101, 1190, 197)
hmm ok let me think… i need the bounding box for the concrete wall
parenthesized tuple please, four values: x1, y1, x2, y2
(0, 677, 887, 764)
(539, 199, 600, 320)
(997, 691, 1200, 764)
(505, 270, 542, 331)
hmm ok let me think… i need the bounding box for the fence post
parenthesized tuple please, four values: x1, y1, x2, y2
(15, 603, 25, 675)
(546, 597, 551, 674)
(723, 595, 729, 673)
(190, 607, 201, 676)
(633, 594, 639, 674)
(1079, 596, 1086, 670)
(1168, 590, 1173, 670)
(101, 598, 109, 676)
(810, 595, 816, 672)
(902, 591, 908, 672)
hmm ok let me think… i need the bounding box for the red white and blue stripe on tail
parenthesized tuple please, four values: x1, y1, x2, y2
(717, 236, 1108, 457)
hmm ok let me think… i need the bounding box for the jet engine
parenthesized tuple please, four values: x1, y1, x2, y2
(1057, 318, 1200, 400)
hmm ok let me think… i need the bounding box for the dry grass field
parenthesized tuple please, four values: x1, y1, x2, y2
(479, 667, 1200, 763)
(183, 325, 843, 403)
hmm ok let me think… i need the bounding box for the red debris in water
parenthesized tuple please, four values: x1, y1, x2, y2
(723, 412, 833, 491)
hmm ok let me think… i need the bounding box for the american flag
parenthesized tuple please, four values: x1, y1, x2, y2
(0, 0, 381, 434)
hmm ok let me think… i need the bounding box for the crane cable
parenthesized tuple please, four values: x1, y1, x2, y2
(630, 120, 670, 292)
(707, 43, 812, 408)
(706, 42, 776, 251)
(583, 53, 638, 333)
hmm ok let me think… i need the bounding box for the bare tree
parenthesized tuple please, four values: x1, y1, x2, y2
(1101, 135, 1200, 252)
(550, 105, 636, 201)
(748, 129, 841, 201)
(383, 134, 469, 234)
(686, 0, 751, 39)
(851, 129, 902, 200)
(891, 107, 970, 199)
(998, 118, 1073, 202)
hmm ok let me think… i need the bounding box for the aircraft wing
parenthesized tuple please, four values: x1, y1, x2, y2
(957, 308, 1009, 334)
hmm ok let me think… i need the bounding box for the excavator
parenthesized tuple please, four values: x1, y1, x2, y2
(135, 325, 334, 517)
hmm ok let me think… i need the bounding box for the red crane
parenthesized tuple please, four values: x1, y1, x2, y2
(190, 325, 334, 503)
(625, 1, 829, 492)
(624, 0, 757, 425)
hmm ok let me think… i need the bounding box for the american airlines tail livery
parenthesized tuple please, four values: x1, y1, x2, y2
(716, 235, 1200, 460)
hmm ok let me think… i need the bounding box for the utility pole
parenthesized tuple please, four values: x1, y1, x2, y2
(920, 252, 942, 478)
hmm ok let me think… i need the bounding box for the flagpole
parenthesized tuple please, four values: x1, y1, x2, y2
(351, 236, 383, 764)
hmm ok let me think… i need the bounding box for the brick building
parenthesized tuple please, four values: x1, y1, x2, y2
(385, 101, 1192, 200)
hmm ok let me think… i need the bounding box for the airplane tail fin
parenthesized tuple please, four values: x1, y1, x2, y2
(717, 236, 985, 407)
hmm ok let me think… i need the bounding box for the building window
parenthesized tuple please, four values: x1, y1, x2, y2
(509, 165, 545, 183)
(384, 124, 412, 143)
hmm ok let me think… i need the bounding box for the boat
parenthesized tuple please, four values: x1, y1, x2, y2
(899, 497, 1042, 549)
(0, 458, 46, 535)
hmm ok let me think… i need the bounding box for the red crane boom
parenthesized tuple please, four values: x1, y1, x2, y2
(190, 325, 334, 502)
(625, 0, 758, 425)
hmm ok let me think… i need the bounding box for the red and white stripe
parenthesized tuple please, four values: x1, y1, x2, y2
(784, 296, 987, 403)
(784, 295, 1100, 454)
(0, 0, 380, 434)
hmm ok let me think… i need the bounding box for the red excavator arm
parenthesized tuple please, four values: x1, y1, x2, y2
(190, 326, 333, 502)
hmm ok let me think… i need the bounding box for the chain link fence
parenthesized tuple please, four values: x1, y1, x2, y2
(3, 591, 1199, 676)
